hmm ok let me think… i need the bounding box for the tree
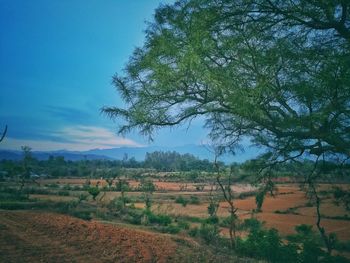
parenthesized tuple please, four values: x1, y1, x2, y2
(139, 180, 156, 210)
(103, 0, 350, 164)
(215, 158, 239, 249)
(20, 146, 34, 192)
(103, 0, 350, 252)
(88, 185, 100, 201)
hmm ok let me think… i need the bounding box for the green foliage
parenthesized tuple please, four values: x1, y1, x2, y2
(205, 216, 219, 225)
(102, 0, 350, 177)
(62, 184, 72, 191)
(57, 190, 70, 196)
(199, 223, 220, 245)
(189, 195, 200, 204)
(335, 240, 350, 252)
(177, 220, 190, 230)
(175, 195, 189, 207)
(236, 227, 297, 263)
(115, 179, 130, 192)
(0, 187, 29, 201)
(144, 210, 172, 226)
(87, 186, 100, 200)
(333, 187, 350, 211)
(188, 227, 199, 237)
(255, 191, 265, 212)
(22, 187, 50, 195)
(240, 218, 264, 231)
(139, 179, 156, 193)
(144, 151, 214, 172)
(159, 224, 181, 234)
(46, 183, 59, 188)
(207, 202, 218, 218)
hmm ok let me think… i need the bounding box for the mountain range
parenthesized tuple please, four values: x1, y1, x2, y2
(0, 144, 260, 163)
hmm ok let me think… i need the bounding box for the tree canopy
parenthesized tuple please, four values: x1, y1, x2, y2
(103, 0, 350, 165)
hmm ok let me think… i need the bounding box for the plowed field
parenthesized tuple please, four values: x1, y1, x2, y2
(0, 211, 179, 263)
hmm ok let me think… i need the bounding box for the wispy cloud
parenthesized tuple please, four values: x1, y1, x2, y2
(45, 106, 94, 124)
(0, 125, 143, 151)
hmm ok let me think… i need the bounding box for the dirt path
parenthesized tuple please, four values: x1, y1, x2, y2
(0, 210, 178, 263)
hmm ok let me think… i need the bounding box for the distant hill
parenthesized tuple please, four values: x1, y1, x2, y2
(0, 144, 260, 163)
(0, 150, 112, 161)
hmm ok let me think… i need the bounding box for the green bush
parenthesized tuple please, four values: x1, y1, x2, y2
(46, 183, 59, 188)
(188, 227, 199, 237)
(205, 216, 219, 224)
(236, 227, 297, 263)
(0, 201, 34, 210)
(69, 210, 92, 220)
(189, 195, 200, 204)
(62, 184, 72, 191)
(22, 187, 51, 195)
(146, 211, 172, 226)
(240, 218, 263, 231)
(87, 186, 100, 200)
(0, 187, 28, 201)
(124, 209, 143, 225)
(335, 240, 350, 252)
(175, 196, 189, 207)
(72, 185, 82, 191)
(199, 223, 220, 245)
(177, 220, 190, 230)
(160, 224, 181, 234)
(57, 190, 70, 196)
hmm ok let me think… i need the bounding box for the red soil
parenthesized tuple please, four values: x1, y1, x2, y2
(0, 211, 179, 263)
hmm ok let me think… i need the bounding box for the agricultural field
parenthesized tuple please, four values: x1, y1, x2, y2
(1, 173, 349, 262)
(31, 179, 350, 241)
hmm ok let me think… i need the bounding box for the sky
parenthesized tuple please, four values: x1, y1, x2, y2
(0, 0, 210, 151)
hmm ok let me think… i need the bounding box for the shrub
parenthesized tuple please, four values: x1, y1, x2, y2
(87, 186, 100, 200)
(78, 193, 88, 202)
(107, 197, 125, 212)
(69, 210, 92, 220)
(206, 216, 219, 224)
(57, 190, 70, 196)
(207, 202, 218, 217)
(72, 185, 82, 191)
(177, 220, 190, 230)
(199, 223, 220, 244)
(124, 209, 143, 225)
(236, 227, 296, 263)
(22, 187, 50, 195)
(188, 227, 199, 237)
(189, 195, 200, 204)
(0, 201, 34, 210)
(240, 218, 263, 231)
(255, 191, 265, 212)
(62, 184, 72, 191)
(335, 240, 350, 252)
(160, 224, 181, 234)
(146, 211, 172, 226)
(175, 196, 188, 207)
(46, 183, 59, 188)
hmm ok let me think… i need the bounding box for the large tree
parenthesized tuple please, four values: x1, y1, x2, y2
(103, 0, 350, 165)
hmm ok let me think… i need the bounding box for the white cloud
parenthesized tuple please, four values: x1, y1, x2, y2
(0, 125, 143, 151)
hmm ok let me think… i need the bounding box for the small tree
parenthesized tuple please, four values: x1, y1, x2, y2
(88, 185, 100, 201)
(19, 146, 34, 192)
(139, 179, 156, 210)
(215, 157, 239, 249)
(116, 179, 130, 208)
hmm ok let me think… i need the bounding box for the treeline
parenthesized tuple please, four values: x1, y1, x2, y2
(0, 150, 219, 178)
(1, 149, 349, 181)
(144, 151, 216, 172)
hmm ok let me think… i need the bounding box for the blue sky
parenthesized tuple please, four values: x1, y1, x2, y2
(0, 0, 210, 151)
